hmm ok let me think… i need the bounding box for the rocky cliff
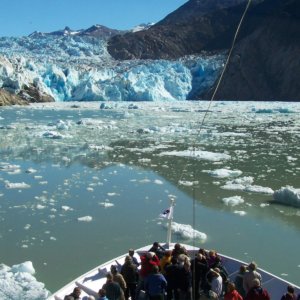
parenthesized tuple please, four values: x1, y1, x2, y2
(108, 0, 300, 101)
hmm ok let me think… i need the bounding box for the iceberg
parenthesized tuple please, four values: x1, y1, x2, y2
(273, 186, 300, 208)
(0, 262, 50, 300)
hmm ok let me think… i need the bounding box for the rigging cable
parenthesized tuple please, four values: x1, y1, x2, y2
(185, 0, 253, 298)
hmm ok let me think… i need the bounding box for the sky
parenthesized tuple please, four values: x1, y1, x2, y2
(0, 0, 187, 37)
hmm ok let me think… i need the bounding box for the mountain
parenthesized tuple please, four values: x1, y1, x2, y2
(107, 0, 300, 101)
(0, 0, 299, 104)
(0, 25, 224, 104)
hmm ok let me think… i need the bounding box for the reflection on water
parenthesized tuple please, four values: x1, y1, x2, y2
(0, 101, 300, 292)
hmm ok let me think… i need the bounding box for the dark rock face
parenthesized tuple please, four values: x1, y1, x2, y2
(108, 0, 300, 101)
(0, 89, 27, 106)
(18, 85, 55, 103)
(0, 86, 54, 106)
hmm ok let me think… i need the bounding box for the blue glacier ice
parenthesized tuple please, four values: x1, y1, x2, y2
(0, 31, 225, 101)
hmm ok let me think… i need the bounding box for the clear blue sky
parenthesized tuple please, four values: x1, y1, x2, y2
(0, 0, 187, 37)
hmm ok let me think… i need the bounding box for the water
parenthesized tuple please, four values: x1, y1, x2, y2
(0, 101, 299, 295)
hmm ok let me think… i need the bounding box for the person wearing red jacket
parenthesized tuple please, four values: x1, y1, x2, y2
(224, 282, 243, 300)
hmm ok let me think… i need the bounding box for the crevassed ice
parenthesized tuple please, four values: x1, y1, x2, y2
(0, 34, 224, 101)
(0, 262, 50, 300)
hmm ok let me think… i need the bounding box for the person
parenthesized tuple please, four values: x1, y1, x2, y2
(234, 265, 247, 299)
(102, 272, 124, 300)
(281, 285, 297, 300)
(149, 242, 166, 260)
(190, 253, 208, 300)
(129, 249, 140, 267)
(224, 282, 243, 300)
(98, 288, 108, 300)
(172, 243, 187, 260)
(144, 265, 167, 300)
(177, 256, 192, 300)
(136, 252, 160, 299)
(245, 278, 270, 300)
(64, 287, 82, 300)
(243, 262, 262, 294)
(111, 265, 127, 293)
(160, 250, 172, 275)
(210, 268, 223, 300)
(165, 256, 180, 300)
(121, 255, 138, 300)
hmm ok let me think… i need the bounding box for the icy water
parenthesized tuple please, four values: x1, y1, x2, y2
(0, 101, 300, 296)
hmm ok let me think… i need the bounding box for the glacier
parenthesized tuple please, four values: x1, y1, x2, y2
(0, 32, 224, 101)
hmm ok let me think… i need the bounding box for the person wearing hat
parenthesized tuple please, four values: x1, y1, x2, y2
(243, 262, 262, 294)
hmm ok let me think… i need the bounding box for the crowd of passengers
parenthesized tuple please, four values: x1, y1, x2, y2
(64, 242, 300, 300)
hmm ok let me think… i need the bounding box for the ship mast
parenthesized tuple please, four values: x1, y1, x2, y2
(166, 197, 175, 248)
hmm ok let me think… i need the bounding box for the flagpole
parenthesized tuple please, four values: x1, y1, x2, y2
(166, 197, 175, 248)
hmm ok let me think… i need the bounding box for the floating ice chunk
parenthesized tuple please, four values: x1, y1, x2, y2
(234, 210, 247, 216)
(11, 261, 35, 274)
(42, 131, 64, 139)
(5, 182, 31, 189)
(244, 185, 274, 195)
(221, 176, 254, 190)
(77, 216, 93, 222)
(167, 222, 207, 241)
(55, 120, 70, 130)
(36, 204, 46, 210)
(178, 180, 198, 186)
(204, 168, 242, 178)
(25, 168, 37, 173)
(99, 202, 114, 208)
(0, 261, 50, 299)
(222, 196, 244, 206)
(154, 179, 164, 185)
(273, 186, 300, 208)
(159, 150, 230, 161)
(61, 206, 73, 211)
(24, 224, 31, 230)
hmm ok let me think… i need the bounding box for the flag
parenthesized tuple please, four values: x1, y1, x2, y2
(159, 206, 173, 219)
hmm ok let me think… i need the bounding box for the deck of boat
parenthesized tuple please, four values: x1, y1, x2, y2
(48, 243, 300, 300)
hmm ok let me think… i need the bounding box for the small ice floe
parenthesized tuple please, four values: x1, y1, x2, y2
(42, 131, 64, 139)
(178, 180, 198, 186)
(36, 205, 46, 210)
(61, 206, 73, 211)
(138, 158, 151, 163)
(0, 261, 50, 299)
(107, 192, 118, 197)
(244, 185, 274, 195)
(260, 203, 270, 208)
(222, 196, 244, 206)
(204, 168, 242, 178)
(25, 168, 37, 174)
(234, 210, 247, 216)
(99, 201, 114, 208)
(139, 179, 151, 183)
(5, 182, 31, 189)
(159, 149, 231, 162)
(0, 163, 21, 174)
(24, 224, 31, 230)
(154, 179, 164, 185)
(166, 221, 207, 241)
(77, 216, 93, 222)
(49, 237, 57, 241)
(273, 186, 300, 208)
(221, 177, 253, 191)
